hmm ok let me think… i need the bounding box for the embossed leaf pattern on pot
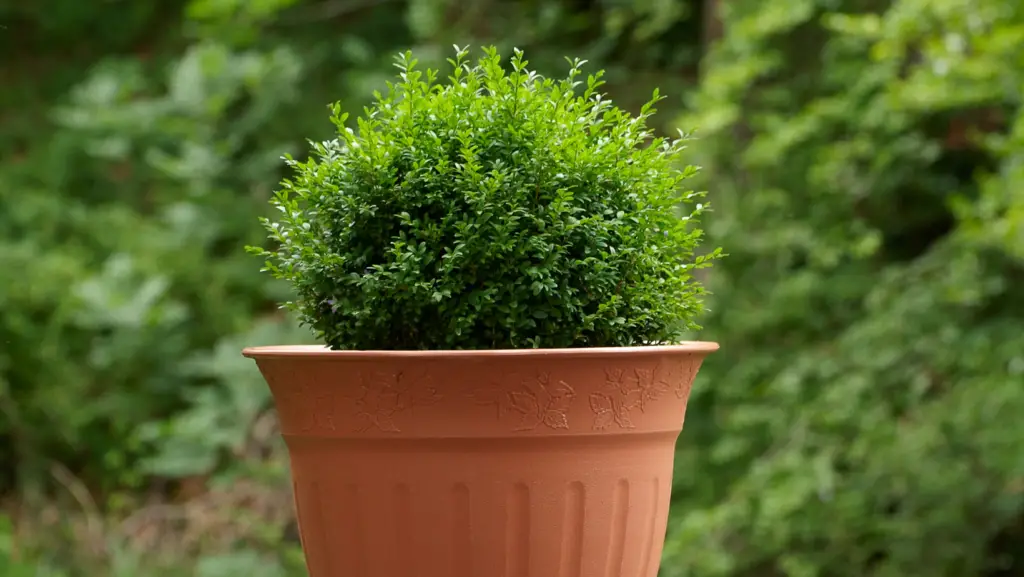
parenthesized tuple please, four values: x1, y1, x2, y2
(589, 365, 674, 430)
(509, 372, 576, 431)
(589, 391, 634, 430)
(469, 372, 576, 431)
(633, 367, 672, 410)
(349, 370, 443, 432)
(676, 358, 699, 399)
(540, 374, 576, 429)
(466, 359, 701, 432)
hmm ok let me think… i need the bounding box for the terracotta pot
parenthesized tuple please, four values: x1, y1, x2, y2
(244, 343, 717, 577)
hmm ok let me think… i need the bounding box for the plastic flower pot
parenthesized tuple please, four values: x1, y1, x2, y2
(245, 342, 716, 577)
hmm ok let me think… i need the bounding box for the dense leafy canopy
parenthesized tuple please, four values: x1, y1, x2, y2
(255, 47, 717, 349)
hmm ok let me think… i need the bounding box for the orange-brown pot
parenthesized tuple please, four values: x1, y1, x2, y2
(244, 343, 717, 577)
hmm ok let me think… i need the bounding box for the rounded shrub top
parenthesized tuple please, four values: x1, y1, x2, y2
(253, 46, 719, 350)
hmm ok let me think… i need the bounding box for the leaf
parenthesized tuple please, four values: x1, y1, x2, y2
(377, 390, 402, 412)
(515, 410, 544, 431)
(375, 415, 401, 432)
(676, 379, 694, 400)
(604, 368, 625, 389)
(509, 390, 540, 415)
(633, 368, 655, 387)
(646, 380, 671, 400)
(546, 379, 576, 410)
(675, 361, 698, 399)
(543, 409, 570, 429)
(353, 412, 374, 432)
(607, 369, 633, 394)
(613, 405, 635, 429)
(590, 392, 614, 414)
(622, 389, 644, 411)
(168, 48, 207, 111)
(546, 379, 575, 400)
(593, 410, 615, 430)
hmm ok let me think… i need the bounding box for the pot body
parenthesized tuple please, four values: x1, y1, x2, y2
(245, 344, 717, 577)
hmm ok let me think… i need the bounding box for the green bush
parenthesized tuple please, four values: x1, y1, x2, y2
(664, 1, 1024, 576)
(254, 46, 719, 350)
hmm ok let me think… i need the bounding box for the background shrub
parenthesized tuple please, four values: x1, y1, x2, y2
(1, 0, 1022, 575)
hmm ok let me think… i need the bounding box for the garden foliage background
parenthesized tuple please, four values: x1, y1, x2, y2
(2, 0, 1023, 575)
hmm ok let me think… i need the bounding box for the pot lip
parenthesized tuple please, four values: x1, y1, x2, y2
(242, 342, 719, 360)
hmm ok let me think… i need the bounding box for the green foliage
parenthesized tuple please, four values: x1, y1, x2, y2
(0, 2, 705, 573)
(5, 0, 1024, 575)
(665, 0, 1024, 576)
(254, 46, 718, 350)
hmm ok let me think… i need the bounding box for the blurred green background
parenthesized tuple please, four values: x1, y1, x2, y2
(2, 0, 1023, 575)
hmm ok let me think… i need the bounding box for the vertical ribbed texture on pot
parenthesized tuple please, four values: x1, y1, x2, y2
(245, 344, 716, 577)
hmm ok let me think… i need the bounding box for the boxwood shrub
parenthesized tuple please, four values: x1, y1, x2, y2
(252, 46, 719, 350)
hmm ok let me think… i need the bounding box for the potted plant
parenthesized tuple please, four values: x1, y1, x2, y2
(244, 46, 720, 577)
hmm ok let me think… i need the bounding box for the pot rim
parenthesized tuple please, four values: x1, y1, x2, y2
(242, 342, 719, 360)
